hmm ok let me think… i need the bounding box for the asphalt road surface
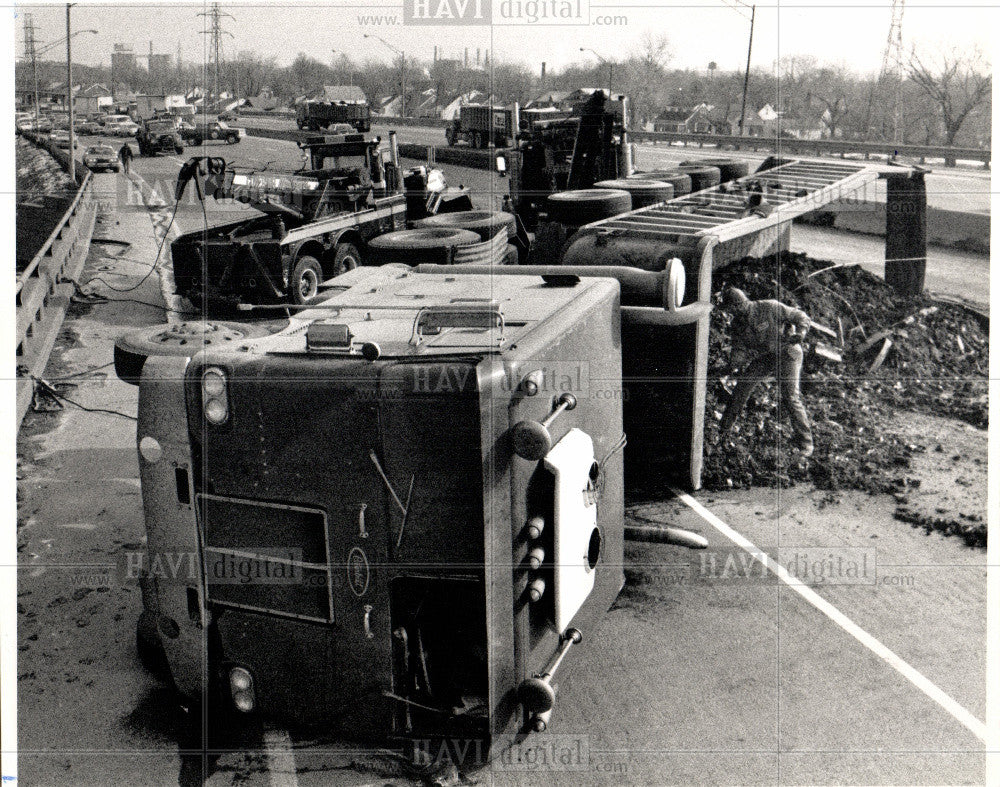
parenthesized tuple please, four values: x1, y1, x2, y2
(15, 135, 989, 786)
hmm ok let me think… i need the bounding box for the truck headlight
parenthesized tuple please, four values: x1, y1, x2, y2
(229, 667, 256, 713)
(202, 367, 229, 425)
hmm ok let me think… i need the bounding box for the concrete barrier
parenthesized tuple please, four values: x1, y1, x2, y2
(16, 133, 98, 431)
(800, 204, 990, 255)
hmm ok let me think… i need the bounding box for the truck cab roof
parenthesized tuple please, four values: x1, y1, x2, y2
(236, 266, 617, 359)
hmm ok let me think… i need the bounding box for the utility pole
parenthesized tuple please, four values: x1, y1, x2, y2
(23, 13, 41, 123)
(737, 4, 755, 137)
(198, 3, 234, 111)
(66, 4, 75, 182)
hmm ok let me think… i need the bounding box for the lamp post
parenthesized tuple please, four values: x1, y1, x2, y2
(364, 34, 405, 116)
(580, 47, 613, 98)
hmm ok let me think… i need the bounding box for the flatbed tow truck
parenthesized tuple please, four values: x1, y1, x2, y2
(169, 131, 472, 308)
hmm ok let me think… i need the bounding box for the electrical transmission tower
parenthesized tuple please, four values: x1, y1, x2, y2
(197, 3, 234, 109)
(22, 13, 41, 120)
(878, 0, 906, 144)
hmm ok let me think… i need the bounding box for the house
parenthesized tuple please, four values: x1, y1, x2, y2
(652, 104, 713, 133)
(68, 83, 112, 115)
(524, 89, 574, 109)
(412, 88, 442, 119)
(707, 105, 766, 136)
(439, 91, 487, 121)
(243, 89, 280, 111)
(377, 95, 402, 116)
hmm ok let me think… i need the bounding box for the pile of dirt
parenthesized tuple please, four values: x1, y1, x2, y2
(702, 251, 987, 547)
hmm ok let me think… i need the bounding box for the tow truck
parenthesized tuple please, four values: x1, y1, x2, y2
(169, 131, 472, 308)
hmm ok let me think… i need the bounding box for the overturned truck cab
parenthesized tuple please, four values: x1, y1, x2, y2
(127, 267, 626, 757)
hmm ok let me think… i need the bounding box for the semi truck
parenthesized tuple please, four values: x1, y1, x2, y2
(445, 104, 515, 149)
(296, 100, 372, 132)
(169, 131, 473, 308)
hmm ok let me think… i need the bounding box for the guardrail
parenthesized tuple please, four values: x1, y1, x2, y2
(629, 130, 991, 169)
(16, 133, 99, 431)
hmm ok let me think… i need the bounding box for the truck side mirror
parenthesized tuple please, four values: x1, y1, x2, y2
(496, 156, 507, 177)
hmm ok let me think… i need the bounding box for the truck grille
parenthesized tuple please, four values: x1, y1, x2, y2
(198, 494, 334, 624)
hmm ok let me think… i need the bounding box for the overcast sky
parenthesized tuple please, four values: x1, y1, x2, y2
(13, 0, 997, 78)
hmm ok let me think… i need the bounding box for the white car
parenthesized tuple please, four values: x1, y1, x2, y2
(108, 120, 140, 137)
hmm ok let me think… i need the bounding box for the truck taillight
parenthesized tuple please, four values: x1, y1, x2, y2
(229, 667, 256, 713)
(202, 367, 229, 425)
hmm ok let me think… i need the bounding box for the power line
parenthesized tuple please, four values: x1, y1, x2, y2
(197, 2, 234, 109)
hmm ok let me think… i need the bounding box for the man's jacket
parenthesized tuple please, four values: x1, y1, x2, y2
(731, 299, 810, 358)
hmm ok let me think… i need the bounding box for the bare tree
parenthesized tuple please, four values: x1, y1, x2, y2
(907, 46, 991, 146)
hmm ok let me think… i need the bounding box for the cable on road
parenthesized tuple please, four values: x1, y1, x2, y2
(29, 375, 137, 421)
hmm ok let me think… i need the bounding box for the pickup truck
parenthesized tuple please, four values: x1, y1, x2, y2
(180, 118, 246, 145)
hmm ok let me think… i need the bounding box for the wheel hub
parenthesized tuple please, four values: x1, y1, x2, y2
(149, 321, 249, 347)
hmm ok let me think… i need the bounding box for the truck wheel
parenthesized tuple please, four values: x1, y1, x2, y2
(210, 129, 220, 140)
(546, 189, 633, 225)
(191, 136, 202, 146)
(681, 158, 749, 184)
(225, 133, 239, 144)
(331, 242, 362, 277)
(594, 178, 674, 209)
(291, 255, 323, 303)
(114, 321, 270, 386)
(676, 164, 721, 193)
(175, 145, 184, 154)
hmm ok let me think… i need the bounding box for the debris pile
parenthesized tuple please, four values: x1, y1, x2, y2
(702, 251, 987, 547)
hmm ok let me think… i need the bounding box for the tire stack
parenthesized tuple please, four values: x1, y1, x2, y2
(593, 179, 674, 209)
(680, 158, 749, 185)
(414, 210, 516, 241)
(413, 210, 519, 265)
(367, 228, 481, 265)
(627, 170, 692, 198)
(546, 189, 632, 228)
(676, 163, 722, 193)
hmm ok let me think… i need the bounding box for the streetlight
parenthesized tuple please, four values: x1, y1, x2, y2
(64, 5, 97, 182)
(364, 33, 405, 116)
(580, 47, 613, 99)
(29, 27, 97, 129)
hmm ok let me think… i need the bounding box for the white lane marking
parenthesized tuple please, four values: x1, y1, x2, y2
(263, 728, 299, 787)
(671, 488, 989, 744)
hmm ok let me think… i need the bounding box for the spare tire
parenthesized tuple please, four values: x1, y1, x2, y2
(677, 164, 721, 193)
(680, 158, 749, 184)
(594, 179, 674, 209)
(627, 170, 692, 197)
(546, 189, 632, 225)
(414, 210, 516, 241)
(368, 227, 481, 265)
(114, 321, 271, 386)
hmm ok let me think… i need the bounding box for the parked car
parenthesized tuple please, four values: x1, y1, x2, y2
(77, 118, 103, 135)
(82, 144, 121, 173)
(108, 120, 140, 137)
(50, 129, 79, 149)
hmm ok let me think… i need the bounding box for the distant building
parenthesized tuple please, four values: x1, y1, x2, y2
(652, 104, 713, 133)
(76, 84, 113, 115)
(315, 85, 367, 104)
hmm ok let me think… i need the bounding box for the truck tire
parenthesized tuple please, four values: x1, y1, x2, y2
(331, 242, 362, 277)
(628, 170, 692, 197)
(175, 145, 184, 154)
(210, 129, 220, 140)
(680, 158, 749, 184)
(191, 135, 202, 146)
(114, 321, 270, 386)
(594, 179, 674, 209)
(413, 210, 516, 241)
(677, 164, 721, 193)
(546, 189, 632, 226)
(225, 133, 239, 144)
(291, 255, 324, 304)
(368, 228, 480, 265)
